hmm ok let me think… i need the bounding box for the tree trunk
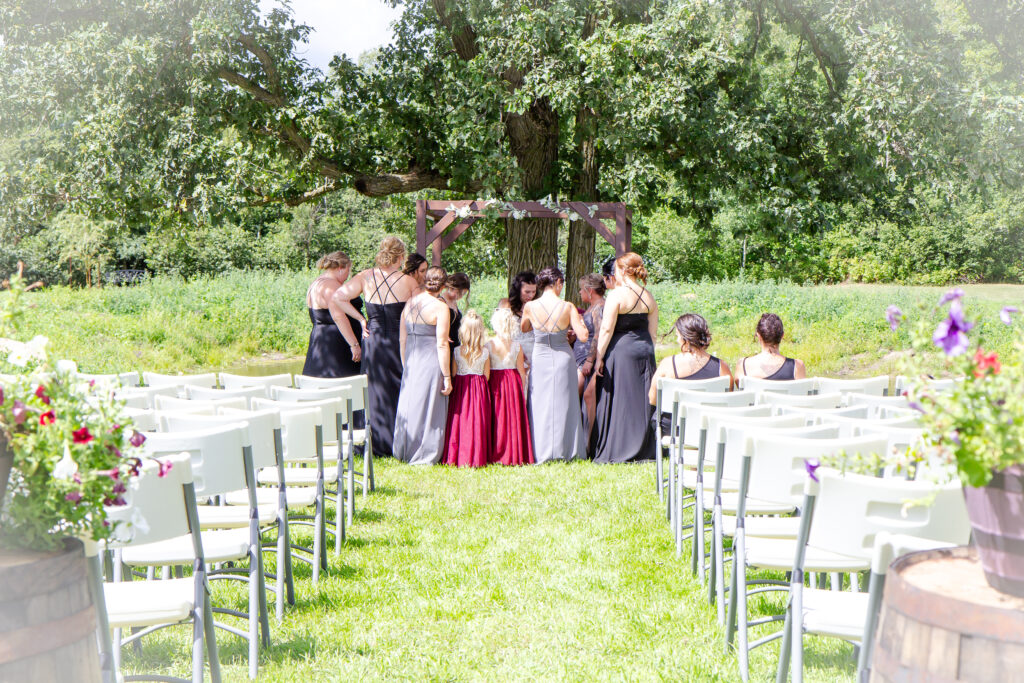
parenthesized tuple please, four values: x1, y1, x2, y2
(505, 97, 560, 286)
(566, 85, 599, 306)
(506, 216, 560, 286)
(566, 220, 595, 305)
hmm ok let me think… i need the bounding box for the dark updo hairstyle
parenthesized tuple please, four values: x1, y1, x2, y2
(424, 266, 448, 295)
(601, 257, 616, 279)
(403, 253, 428, 277)
(756, 313, 785, 346)
(508, 271, 537, 318)
(536, 266, 564, 293)
(673, 313, 712, 350)
(446, 272, 471, 306)
(579, 273, 606, 298)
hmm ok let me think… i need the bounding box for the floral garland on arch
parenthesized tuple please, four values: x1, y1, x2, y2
(0, 269, 166, 551)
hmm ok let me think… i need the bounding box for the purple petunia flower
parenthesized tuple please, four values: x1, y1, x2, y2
(950, 431, 961, 446)
(885, 305, 903, 331)
(907, 400, 925, 414)
(129, 430, 146, 448)
(1000, 306, 1019, 325)
(805, 459, 821, 483)
(0, 385, 4, 406)
(938, 288, 964, 306)
(157, 459, 174, 478)
(65, 491, 83, 503)
(933, 301, 974, 356)
(12, 400, 28, 424)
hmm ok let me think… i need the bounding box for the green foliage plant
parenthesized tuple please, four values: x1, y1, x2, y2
(0, 270, 160, 550)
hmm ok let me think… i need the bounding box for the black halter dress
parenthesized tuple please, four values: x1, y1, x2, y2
(361, 271, 406, 457)
(302, 297, 364, 378)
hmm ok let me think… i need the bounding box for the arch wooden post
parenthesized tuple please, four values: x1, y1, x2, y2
(414, 200, 632, 266)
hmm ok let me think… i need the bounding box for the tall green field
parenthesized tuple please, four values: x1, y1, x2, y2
(13, 272, 1022, 377)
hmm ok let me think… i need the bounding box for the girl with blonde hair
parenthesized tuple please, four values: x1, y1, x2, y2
(488, 307, 533, 465)
(333, 236, 421, 457)
(442, 310, 493, 467)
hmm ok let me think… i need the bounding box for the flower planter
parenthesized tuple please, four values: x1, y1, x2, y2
(0, 432, 11, 519)
(963, 464, 1024, 597)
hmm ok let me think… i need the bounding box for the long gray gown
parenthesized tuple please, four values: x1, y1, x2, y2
(393, 306, 449, 465)
(528, 303, 586, 463)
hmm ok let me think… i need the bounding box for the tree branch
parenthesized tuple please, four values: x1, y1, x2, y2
(773, 0, 840, 96)
(432, 0, 480, 61)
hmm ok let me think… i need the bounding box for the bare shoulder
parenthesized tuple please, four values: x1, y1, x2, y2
(793, 358, 807, 378)
(734, 357, 747, 377)
(719, 358, 732, 377)
(497, 297, 510, 308)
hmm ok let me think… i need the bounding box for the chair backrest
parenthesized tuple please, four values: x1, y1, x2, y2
(758, 391, 845, 412)
(814, 375, 890, 397)
(141, 423, 249, 498)
(154, 394, 248, 413)
(292, 375, 367, 410)
(123, 407, 158, 432)
(711, 417, 826, 483)
(164, 408, 282, 471)
(143, 371, 219, 391)
(894, 375, 960, 396)
(656, 375, 730, 413)
(776, 404, 870, 422)
(675, 390, 757, 446)
(219, 372, 293, 391)
(809, 469, 970, 560)
(844, 391, 912, 418)
(745, 433, 889, 506)
(104, 453, 194, 547)
(185, 384, 268, 405)
(737, 376, 816, 395)
(78, 371, 142, 388)
(115, 385, 178, 409)
(249, 401, 321, 464)
(809, 412, 920, 438)
(688, 404, 773, 455)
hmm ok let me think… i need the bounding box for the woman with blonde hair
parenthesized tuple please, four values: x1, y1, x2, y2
(393, 266, 452, 465)
(442, 310, 493, 468)
(333, 236, 420, 457)
(488, 307, 533, 465)
(590, 252, 658, 463)
(303, 251, 363, 378)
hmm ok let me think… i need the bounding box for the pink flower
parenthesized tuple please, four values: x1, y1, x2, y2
(105, 467, 120, 480)
(126, 457, 142, 476)
(129, 431, 146, 448)
(111, 481, 126, 494)
(34, 385, 50, 405)
(12, 400, 28, 424)
(65, 491, 83, 503)
(39, 410, 56, 426)
(0, 385, 4, 406)
(72, 427, 94, 444)
(157, 459, 174, 478)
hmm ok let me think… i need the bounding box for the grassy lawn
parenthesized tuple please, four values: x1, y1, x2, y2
(125, 459, 854, 681)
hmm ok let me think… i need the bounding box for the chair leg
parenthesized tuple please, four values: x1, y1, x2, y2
(675, 454, 685, 560)
(335, 468, 346, 554)
(192, 590, 206, 683)
(667, 442, 675, 523)
(792, 577, 804, 683)
(203, 589, 222, 683)
(275, 513, 286, 621)
(247, 561, 259, 679)
(776, 593, 793, 683)
(312, 492, 323, 584)
(87, 555, 117, 683)
(656, 442, 664, 501)
(363, 449, 371, 500)
(694, 475, 704, 579)
(283, 517, 296, 606)
(346, 450, 355, 527)
(715, 503, 727, 624)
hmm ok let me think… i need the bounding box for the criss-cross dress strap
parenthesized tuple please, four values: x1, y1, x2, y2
(368, 269, 401, 304)
(624, 285, 649, 314)
(536, 301, 569, 333)
(405, 298, 431, 325)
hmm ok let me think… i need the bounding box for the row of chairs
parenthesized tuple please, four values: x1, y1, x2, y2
(80, 371, 379, 681)
(651, 374, 969, 682)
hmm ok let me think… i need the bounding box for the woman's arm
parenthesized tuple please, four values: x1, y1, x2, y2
(327, 296, 362, 362)
(520, 303, 533, 332)
(734, 357, 746, 378)
(399, 306, 409, 365)
(332, 272, 369, 336)
(594, 292, 620, 376)
(516, 348, 526, 385)
(434, 302, 452, 395)
(483, 356, 491, 381)
(647, 297, 659, 340)
(793, 359, 807, 380)
(649, 359, 669, 405)
(719, 359, 735, 391)
(569, 305, 588, 341)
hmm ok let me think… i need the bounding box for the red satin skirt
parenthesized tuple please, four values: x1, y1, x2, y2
(443, 373, 493, 468)
(488, 368, 535, 466)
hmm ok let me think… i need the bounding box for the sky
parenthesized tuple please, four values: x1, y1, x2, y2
(259, 0, 403, 71)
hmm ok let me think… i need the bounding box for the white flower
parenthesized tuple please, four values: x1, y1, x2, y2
(53, 443, 79, 481)
(456, 205, 472, 218)
(6, 347, 30, 367)
(26, 335, 48, 356)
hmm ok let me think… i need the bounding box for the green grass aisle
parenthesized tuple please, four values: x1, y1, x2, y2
(126, 459, 855, 681)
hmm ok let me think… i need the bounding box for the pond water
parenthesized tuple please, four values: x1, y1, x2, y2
(223, 358, 306, 377)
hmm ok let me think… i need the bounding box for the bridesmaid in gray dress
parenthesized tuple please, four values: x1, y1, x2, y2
(521, 267, 590, 463)
(393, 267, 453, 465)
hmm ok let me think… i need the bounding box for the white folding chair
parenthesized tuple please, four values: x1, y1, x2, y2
(894, 375, 960, 396)
(775, 471, 969, 683)
(813, 375, 890, 396)
(253, 397, 341, 567)
(77, 370, 141, 388)
(219, 372, 293, 391)
(115, 385, 178, 409)
(737, 377, 815, 395)
(758, 391, 845, 412)
(843, 391, 912, 419)
(88, 453, 221, 683)
(724, 434, 889, 680)
(154, 394, 248, 413)
(654, 375, 731, 502)
(162, 410, 293, 621)
(143, 371, 219, 396)
(126, 423, 269, 679)
(123, 407, 159, 432)
(186, 384, 268, 405)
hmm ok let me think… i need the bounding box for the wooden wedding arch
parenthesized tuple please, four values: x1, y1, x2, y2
(415, 200, 633, 266)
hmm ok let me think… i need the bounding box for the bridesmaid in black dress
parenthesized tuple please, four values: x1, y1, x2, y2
(333, 237, 420, 457)
(303, 251, 364, 378)
(591, 253, 659, 464)
(734, 313, 807, 382)
(648, 314, 735, 434)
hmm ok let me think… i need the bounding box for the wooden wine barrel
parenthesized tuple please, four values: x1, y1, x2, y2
(0, 539, 101, 682)
(871, 546, 1024, 682)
